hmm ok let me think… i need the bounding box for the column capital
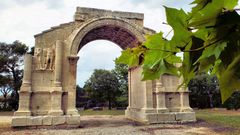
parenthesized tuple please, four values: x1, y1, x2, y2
(68, 56, 79, 65)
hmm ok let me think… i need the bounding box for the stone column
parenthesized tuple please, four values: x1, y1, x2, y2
(178, 76, 193, 112)
(142, 80, 155, 113)
(66, 56, 79, 115)
(54, 40, 63, 86)
(155, 79, 168, 113)
(127, 69, 131, 110)
(14, 54, 32, 116)
(49, 40, 64, 115)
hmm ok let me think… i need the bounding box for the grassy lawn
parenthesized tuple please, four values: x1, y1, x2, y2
(195, 109, 240, 128)
(79, 109, 125, 116)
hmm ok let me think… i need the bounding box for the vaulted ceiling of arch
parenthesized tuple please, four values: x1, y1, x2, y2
(78, 25, 140, 51)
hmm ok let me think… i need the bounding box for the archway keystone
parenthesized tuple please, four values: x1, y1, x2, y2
(12, 7, 195, 127)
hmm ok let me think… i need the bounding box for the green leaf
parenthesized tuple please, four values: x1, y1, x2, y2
(181, 41, 196, 85)
(211, 59, 222, 76)
(191, 0, 211, 14)
(219, 54, 240, 103)
(165, 7, 188, 28)
(198, 56, 215, 72)
(165, 54, 182, 64)
(144, 32, 165, 49)
(165, 7, 192, 48)
(142, 60, 179, 80)
(194, 29, 208, 41)
(116, 47, 145, 67)
(197, 42, 227, 62)
(224, 0, 238, 10)
(142, 50, 165, 69)
(189, 0, 224, 28)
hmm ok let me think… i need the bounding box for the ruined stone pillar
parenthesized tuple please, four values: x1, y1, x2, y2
(155, 79, 168, 113)
(142, 80, 155, 113)
(14, 54, 32, 116)
(48, 40, 64, 115)
(54, 40, 63, 86)
(66, 56, 79, 115)
(178, 76, 193, 112)
(127, 70, 132, 110)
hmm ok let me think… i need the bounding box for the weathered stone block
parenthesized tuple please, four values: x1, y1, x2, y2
(52, 116, 66, 125)
(12, 116, 30, 127)
(42, 116, 52, 125)
(175, 112, 196, 122)
(30, 116, 43, 126)
(146, 114, 158, 123)
(66, 115, 80, 125)
(157, 113, 175, 122)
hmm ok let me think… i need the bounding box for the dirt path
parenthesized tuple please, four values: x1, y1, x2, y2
(0, 115, 237, 135)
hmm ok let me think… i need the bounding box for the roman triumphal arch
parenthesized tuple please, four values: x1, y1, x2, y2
(12, 7, 196, 127)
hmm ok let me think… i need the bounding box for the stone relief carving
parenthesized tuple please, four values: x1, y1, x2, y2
(35, 48, 42, 70)
(43, 47, 55, 70)
(34, 47, 55, 70)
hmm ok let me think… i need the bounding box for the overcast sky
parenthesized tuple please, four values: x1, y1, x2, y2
(0, 0, 196, 87)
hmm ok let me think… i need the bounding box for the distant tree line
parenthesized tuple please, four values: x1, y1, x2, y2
(188, 73, 240, 110)
(76, 63, 128, 110)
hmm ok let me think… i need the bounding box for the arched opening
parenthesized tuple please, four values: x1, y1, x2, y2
(72, 23, 140, 116)
(77, 40, 122, 87)
(66, 20, 144, 118)
(76, 40, 128, 113)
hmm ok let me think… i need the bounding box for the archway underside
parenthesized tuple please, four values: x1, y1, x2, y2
(78, 25, 140, 51)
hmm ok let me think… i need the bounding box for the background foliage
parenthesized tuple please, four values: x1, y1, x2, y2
(0, 41, 28, 110)
(76, 64, 129, 109)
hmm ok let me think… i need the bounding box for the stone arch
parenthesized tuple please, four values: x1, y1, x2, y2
(12, 7, 196, 128)
(65, 17, 148, 119)
(69, 17, 146, 56)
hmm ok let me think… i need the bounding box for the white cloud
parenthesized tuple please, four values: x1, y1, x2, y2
(0, 1, 72, 46)
(77, 40, 122, 87)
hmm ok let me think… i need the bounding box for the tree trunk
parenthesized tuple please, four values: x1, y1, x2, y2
(108, 92, 112, 110)
(108, 100, 112, 110)
(3, 94, 7, 109)
(207, 90, 213, 108)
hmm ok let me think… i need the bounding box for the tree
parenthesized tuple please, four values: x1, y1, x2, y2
(112, 63, 128, 107)
(223, 92, 240, 110)
(0, 75, 12, 109)
(188, 73, 221, 108)
(83, 69, 119, 110)
(0, 41, 28, 109)
(76, 85, 89, 108)
(116, 0, 240, 103)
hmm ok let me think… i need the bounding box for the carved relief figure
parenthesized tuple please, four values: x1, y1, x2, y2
(35, 48, 43, 70)
(43, 47, 55, 70)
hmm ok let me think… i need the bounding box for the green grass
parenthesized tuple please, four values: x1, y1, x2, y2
(79, 109, 125, 116)
(80, 109, 240, 129)
(195, 109, 240, 128)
